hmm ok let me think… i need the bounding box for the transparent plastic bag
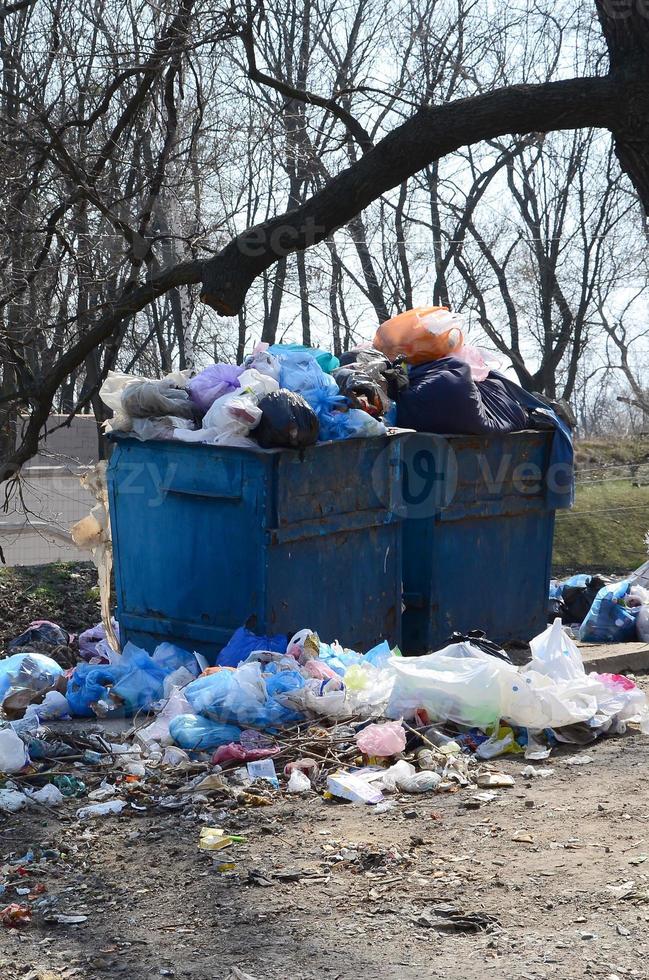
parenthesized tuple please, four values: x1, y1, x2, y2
(174, 390, 263, 447)
(373, 306, 464, 365)
(386, 642, 518, 729)
(130, 416, 197, 441)
(454, 344, 504, 382)
(379, 759, 441, 793)
(121, 379, 194, 419)
(0, 653, 64, 704)
(100, 370, 193, 431)
(179, 368, 280, 447)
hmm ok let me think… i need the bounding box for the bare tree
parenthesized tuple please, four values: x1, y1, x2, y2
(1, 0, 649, 489)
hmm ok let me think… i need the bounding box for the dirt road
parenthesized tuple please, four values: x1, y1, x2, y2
(2, 706, 649, 979)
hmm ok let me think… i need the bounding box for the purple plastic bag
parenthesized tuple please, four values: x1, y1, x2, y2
(78, 620, 120, 662)
(188, 364, 244, 413)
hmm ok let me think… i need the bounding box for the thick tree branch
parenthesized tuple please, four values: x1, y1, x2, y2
(201, 73, 631, 314)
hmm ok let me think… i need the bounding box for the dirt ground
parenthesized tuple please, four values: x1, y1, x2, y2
(3, 687, 649, 980)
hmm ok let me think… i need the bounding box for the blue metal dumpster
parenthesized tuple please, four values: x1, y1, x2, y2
(106, 434, 404, 660)
(400, 429, 561, 653)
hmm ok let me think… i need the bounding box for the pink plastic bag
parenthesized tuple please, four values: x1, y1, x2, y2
(591, 672, 637, 692)
(356, 721, 406, 757)
(455, 344, 503, 382)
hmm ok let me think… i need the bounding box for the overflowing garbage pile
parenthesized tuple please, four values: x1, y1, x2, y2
(95, 308, 573, 451)
(1, 615, 647, 825)
(550, 558, 649, 645)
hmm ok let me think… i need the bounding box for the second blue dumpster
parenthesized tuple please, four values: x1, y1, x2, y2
(400, 429, 565, 653)
(106, 434, 404, 660)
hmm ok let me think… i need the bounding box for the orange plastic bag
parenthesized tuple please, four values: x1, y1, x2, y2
(373, 306, 464, 365)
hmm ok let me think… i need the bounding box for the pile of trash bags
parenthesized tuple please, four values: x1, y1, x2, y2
(96, 308, 574, 456)
(550, 562, 649, 644)
(99, 343, 389, 450)
(2, 612, 647, 776)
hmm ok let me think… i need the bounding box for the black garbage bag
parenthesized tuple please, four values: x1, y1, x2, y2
(561, 574, 611, 624)
(396, 356, 527, 434)
(332, 366, 386, 415)
(446, 629, 513, 665)
(254, 390, 319, 449)
(381, 356, 409, 401)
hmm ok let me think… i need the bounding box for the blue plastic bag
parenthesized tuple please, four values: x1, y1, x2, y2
(216, 627, 287, 669)
(66, 642, 177, 716)
(151, 642, 200, 677)
(269, 349, 342, 418)
(169, 714, 242, 751)
(363, 640, 392, 668)
(268, 344, 340, 374)
(579, 580, 638, 644)
(0, 652, 64, 703)
(184, 662, 303, 729)
(318, 408, 386, 442)
(65, 663, 127, 717)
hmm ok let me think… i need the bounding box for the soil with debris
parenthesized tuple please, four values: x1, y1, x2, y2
(0, 563, 100, 652)
(2, 692, 649, 980)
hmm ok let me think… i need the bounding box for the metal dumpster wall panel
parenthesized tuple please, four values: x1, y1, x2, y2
(401, 429, 559, 653)
(265, 523, 400, 652)
(107, 435, 403, 660)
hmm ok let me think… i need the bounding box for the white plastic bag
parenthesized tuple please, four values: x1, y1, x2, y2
(136, 687, 193, 749)
(77, 799, 127, 819)
(243, 344, 281, 383)
(454, 344, 504, 382)
(0, 728, 29, 773)
(29, 783, 64, 806)
(637, 604, 649, 643)
(176, 369, 279, 448)
(379, 760, 441, 793)
(529, 618, 586, 681)
(385, 642, 517, 729)
(287, 769, 312, 794)
(0, 787, 27, 812)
